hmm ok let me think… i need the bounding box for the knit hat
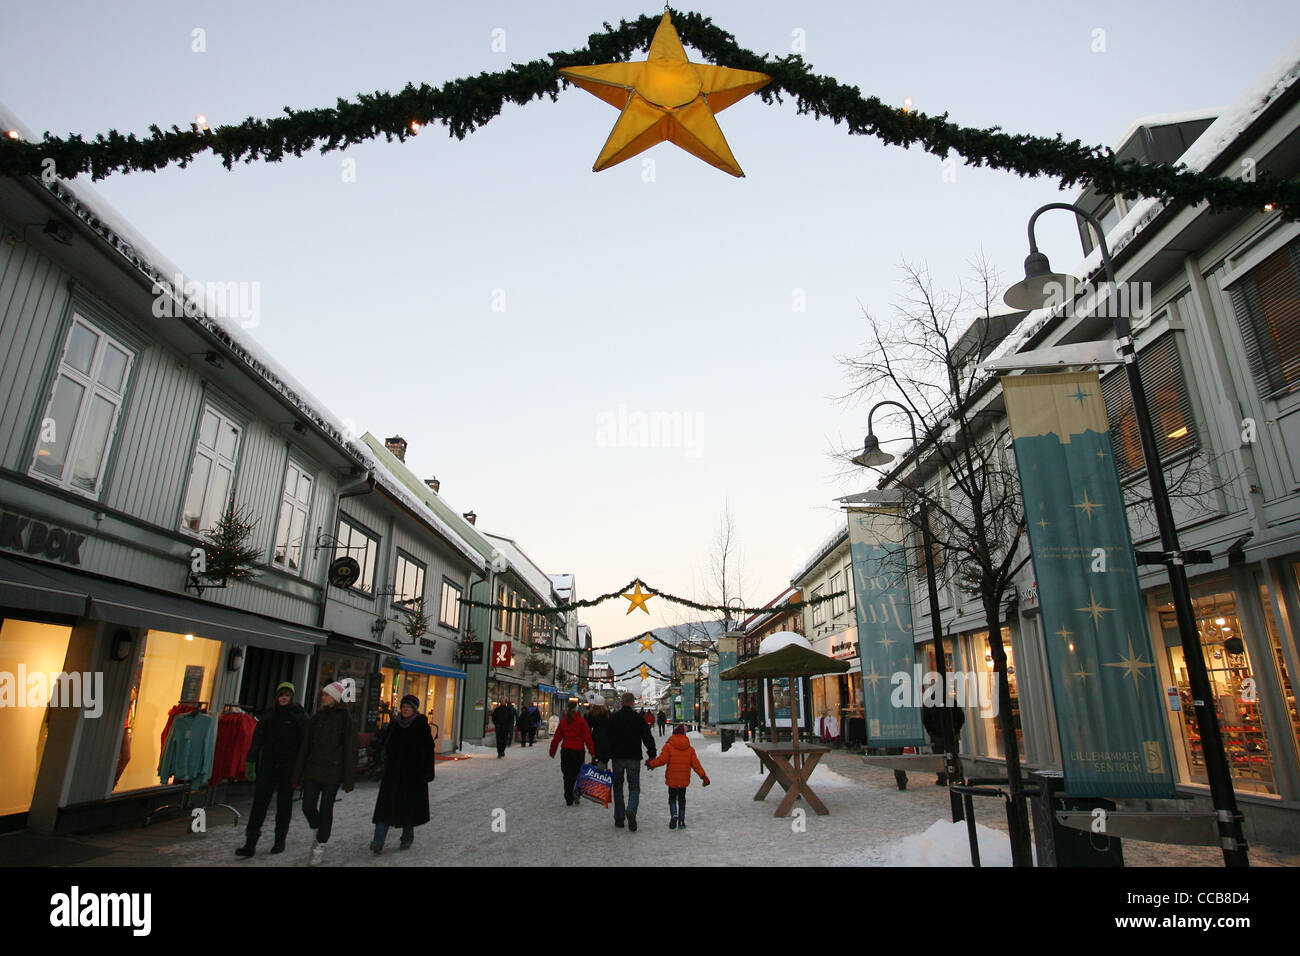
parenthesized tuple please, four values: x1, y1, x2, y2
(275, 681, 296, 697)
(400, 694, 420, 711)
(322, 681, 347, 702)
(673, 723, 688, 735)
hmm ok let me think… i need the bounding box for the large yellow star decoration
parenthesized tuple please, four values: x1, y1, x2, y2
(622, 581, 654, 615)
(558, 11, 771, 176)
(638, 633, 656, 653)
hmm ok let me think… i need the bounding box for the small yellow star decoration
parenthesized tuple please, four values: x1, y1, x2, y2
(558, 11, 771, 176)
(639, 664, 651, 681)
(623, 581, 654, 615)
(638, 633, 656, 652)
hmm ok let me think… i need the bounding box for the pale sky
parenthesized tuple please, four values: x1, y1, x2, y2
(4, 1, 1297, 649)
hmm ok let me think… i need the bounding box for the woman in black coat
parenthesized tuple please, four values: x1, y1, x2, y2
(370, 694, 435, 853)
(585, 702, 612, 769)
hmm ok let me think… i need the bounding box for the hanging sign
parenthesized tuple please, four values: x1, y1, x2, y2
(716, 634, 740, 723)
(490, 640, 513, 667)
(847, 508, 925, 747)
(1003, 372, 1175, 798)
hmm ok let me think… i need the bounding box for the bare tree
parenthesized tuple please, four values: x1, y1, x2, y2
(709, 500, 746, 631)
(838, 256, 1035, 865)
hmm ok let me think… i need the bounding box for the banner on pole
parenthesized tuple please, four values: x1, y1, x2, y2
(716, 634, 740, 723)
(1003, 371, 1175, 798)
(847, 508, 925, 747)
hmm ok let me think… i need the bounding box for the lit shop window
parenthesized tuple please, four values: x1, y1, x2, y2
(31, 315, 134, 496)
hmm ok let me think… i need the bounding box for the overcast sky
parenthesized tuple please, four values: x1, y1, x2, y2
(4, 1, 1297, 649)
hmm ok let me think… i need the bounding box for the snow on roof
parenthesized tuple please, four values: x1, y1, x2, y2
(791, 521, 849, 586)
(987, 39, 1300, 368)
(483, 533, 557, 608)
(1103, 108, 1223, 156)
(0, 102, 489, 574)
(739, 585, 800, 632)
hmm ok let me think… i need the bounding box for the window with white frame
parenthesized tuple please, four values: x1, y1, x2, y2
(830, 572, 846, 618)
(496, 584, 508, 633)
(272, 462, 313, 573)
(1229, 237, 1300, 398)
(811, 584, 826, 627)
(440, 580, 462, 630)
(31, 315, 134, 496)
(393, 551, 425, 607)
(333, 513, 378, 594)
(844, 562, 855, 609)
(181, 405, 242, 532)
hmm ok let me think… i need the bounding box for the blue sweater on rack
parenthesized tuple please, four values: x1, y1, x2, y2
(158, 710, 217, 788)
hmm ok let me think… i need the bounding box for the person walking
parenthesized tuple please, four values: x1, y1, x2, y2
(549, 702, 596, 805)
(293, 681, 357, 867)
(655, 710, 667, 737)
(369, 694, 435, 854)
(608, 692, 656, 832)
(585, 701, 612, 769)
(646, 724, 710, 829)
(642, 709, 655, 732)
(921, 699, 966, 786)
(516, 702, 532, 748)
(526, 703, 542, 746)
(491, 699, 516, 758)
(236, 681, 308, 857)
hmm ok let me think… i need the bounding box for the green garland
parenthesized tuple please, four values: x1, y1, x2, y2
(1, 9, 1292, 217)
(465, 577, 845, 618)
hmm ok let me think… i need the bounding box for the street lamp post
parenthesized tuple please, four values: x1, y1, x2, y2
(853, 399, 966, 826)
(1006, 201, 1249, 867)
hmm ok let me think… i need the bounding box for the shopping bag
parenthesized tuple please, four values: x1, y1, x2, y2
(574, 763, 614, 807)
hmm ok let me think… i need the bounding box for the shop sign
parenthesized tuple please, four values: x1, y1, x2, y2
(0, 510, 87, 565)
(1020, 580, 1039, 616)
(491, 640, 513, 667)
(418, 638, 435, 650)
(458, 641, 484, 664)
(830, 640, 857, 659)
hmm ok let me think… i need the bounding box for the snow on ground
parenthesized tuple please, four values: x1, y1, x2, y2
(838, 819, 1027, 867)
(456, 743, 498, 755)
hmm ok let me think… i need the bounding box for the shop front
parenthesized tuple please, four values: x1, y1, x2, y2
(378, 656, 463, 753)
(0, 553, 326, 833)
(809, 631, 863, 745)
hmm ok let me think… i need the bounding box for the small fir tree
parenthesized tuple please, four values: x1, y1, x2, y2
(202, 499, 262, 581)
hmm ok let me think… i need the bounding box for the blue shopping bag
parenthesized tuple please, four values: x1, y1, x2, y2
(574, 764, 614, 807)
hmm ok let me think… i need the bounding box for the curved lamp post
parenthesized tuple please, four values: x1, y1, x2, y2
(854, 399, 967, 826)
(1006, 202, 1249, 867)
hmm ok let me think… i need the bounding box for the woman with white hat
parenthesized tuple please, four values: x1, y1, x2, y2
(293, 681, 357, 866)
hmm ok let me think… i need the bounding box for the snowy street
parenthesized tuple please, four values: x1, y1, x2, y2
(10, 732, 1270, 868)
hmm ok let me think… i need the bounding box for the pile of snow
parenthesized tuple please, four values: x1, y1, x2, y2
(860, 819, 1032, 867)
(702, 742, 759, 757)
(758, 631, 811, 654)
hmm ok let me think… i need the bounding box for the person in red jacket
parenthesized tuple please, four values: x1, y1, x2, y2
(549, 702, 596, 805)
(646, 724, 709, 829)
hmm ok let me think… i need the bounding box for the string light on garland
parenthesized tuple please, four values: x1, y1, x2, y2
(0, 9, 1292, 217)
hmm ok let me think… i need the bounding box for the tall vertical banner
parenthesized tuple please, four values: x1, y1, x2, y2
(847, 508, 925, 747)
(1003, 372, 1175, 797)
(682, 674, 696, 724)
(707, 658, 719, 724)
(716, 634, 740, 723)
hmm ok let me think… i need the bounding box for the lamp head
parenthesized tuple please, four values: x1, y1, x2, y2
(1003, 250, 1076, 311)
(851, 433, 895, 468)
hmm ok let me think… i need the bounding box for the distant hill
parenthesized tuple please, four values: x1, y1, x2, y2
(594, 620, 726, 695)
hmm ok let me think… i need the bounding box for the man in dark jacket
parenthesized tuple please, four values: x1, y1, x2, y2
(294, 681, 357, 866)
(526, 704, 542, 746)
(921, 700, 966, 786)
(236, 681, 308, 857)
(608, 692, 656, 831)
(491, 700, 516, 758)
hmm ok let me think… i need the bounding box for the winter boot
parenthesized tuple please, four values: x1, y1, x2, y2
(627, 812, 637, 832)
(270, 839, 286, 854)
(309, 839, 324, 867)
(235, 838, 256, 858)
(668, 817, 677, 830)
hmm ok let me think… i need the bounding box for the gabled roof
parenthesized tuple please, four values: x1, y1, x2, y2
(483, 533, 557, 608)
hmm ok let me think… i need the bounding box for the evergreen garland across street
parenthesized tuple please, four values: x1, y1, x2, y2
(0, 9, 1293, 217)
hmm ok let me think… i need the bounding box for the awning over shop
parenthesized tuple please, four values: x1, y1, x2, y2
(537, 683, 558, 694)
(397, 657, 467, 680)
(0, 555, 327, 654)
(0, 554, 88, 617)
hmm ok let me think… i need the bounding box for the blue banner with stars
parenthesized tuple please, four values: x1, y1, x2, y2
(1003, 372, 1175, 797)
(847, 508, 926, 747)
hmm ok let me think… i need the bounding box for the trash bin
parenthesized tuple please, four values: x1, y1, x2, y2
(1030, 770, 1123, 867)
(721, 728, 734, 752)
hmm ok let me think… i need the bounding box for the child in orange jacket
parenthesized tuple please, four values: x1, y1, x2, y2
(645, 724, 709, 829)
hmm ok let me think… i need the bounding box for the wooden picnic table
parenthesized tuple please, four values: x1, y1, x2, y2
(749, 741, 831, 817)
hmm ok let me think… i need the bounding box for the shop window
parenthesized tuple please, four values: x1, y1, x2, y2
(1099, 333, 1198, 478)
(1158, 583, 1281, 795)
(393, 552, 425, 608)
(113, 630, 221, 794)
(1228, 238, 1300, 398)
(439, 580, 463, 630)
(181, 405, 242, 533)
(0, 620, 74, 815)
(272, 462, 313, 573)
(31, 315, 134, 497)
(966, 629, 1021, 760)
(333, 514, 378, 594)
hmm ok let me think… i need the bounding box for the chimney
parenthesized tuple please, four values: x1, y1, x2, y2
(384, 435, 407, 462)
(425, 477, 440, 494)
(462, 510, 477, 525)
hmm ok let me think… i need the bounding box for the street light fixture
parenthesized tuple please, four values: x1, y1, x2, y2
(856, 399, 966, 826)
(1007, 201, 1249, 867)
